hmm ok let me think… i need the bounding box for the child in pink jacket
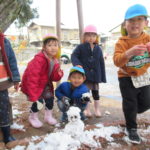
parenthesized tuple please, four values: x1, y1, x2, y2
(21, 34, 63, 128)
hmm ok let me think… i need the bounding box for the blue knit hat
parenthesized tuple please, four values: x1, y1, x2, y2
(124, 4, 148, 20)
(69, 66, 85, 75)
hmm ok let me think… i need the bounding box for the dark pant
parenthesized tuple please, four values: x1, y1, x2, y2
(119, 77, 150, 129)
(31, 97, 54, 112)
(92, 90, 100, 100)
(0, 90, 13, 127)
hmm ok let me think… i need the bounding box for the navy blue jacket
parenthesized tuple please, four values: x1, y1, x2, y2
(55, 82, 89, 106)
(71, 42, 106, 83)
(3, 38, 20, 82)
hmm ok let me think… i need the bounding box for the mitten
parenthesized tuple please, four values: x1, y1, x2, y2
(81, 92, 91, 103)
(61, 96, 71, 109)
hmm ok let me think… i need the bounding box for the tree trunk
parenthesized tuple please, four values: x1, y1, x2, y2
(0, 0, 22, 32)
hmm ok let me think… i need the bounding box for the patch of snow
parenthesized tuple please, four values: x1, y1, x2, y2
(104, 110, 111, 115)
(12, 123, 124, 150)
(12, 145, 26, 150)
(9, 92, 20, 98)
(11, 122, 25, 131)
(12, 109, 22, 119)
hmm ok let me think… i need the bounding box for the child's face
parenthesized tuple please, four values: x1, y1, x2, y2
(43, 40, 59, 58)
(69, 72, 86, 88)
(84, 33, 97, 44)
(124, 16, 148, 38)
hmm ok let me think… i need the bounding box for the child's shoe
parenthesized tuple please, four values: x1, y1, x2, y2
(4, 136, 16, 144)
(44, 109, 57, 125)
(28, 112, 43, 128)
(125, 128, 141, 144)
(1, 126, 16, 144)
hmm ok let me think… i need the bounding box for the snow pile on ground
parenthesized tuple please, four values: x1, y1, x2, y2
(11, 122, 25, 132)
(12, 108, 22, 119)
(12, 124, 123, 150)
(9, 92, 20, 98)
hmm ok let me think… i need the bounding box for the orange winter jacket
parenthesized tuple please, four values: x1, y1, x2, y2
(113, 32, 150, 78)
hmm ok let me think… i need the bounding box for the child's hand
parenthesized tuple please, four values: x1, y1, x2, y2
(125, 44, 147, 59)
(14, 82, 20, 91)
(146, 42, 150, 53)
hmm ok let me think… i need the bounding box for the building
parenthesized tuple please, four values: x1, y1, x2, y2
(27, 22, 79, 47)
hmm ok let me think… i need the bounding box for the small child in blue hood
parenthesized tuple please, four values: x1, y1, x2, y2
(55, 66, 90, 122)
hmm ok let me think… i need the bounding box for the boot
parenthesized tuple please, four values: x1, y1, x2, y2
(44, 109, 57, 125)
(28, 112, 43, 128)
(94, 101, 101, 117)
(84, 102, 92, 117)
(1, 126, 16, 144)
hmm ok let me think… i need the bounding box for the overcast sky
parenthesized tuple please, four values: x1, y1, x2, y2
(5, 0, 150, 35)
(32, 0, 150, 33)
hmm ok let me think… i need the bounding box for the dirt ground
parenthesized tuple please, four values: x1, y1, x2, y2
(0, 89, 150, 150)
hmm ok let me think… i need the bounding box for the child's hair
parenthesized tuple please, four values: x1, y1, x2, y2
(43, 38, 58, 46)
(43, 34, 58, 45)
(69, 70, 85, 78)
(42, 33, 61, 58)
(68, 66, 85, 77)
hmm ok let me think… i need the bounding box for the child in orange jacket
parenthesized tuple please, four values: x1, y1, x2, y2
(113, 4, 150, 144)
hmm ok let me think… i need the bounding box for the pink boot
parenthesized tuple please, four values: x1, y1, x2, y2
(28, 112, 43, 128)
(44, 109, 57, 125)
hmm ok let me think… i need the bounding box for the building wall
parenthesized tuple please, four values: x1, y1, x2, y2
(27, 23, 79, 47)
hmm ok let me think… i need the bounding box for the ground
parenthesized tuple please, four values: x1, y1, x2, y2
(0, 89, 150, 150)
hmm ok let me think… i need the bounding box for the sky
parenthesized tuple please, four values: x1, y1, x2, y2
(31, 0, 150, 34)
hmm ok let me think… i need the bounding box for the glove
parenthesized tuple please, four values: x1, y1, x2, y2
(62, 96, 70, 109)
(81, 92, 91, 103)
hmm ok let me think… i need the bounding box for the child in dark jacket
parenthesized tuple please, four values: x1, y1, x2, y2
(21, 34, 63, 128)
(0, 32, 20, 144)
(71, 25, 106, 117)
(55, 66, 90, 122)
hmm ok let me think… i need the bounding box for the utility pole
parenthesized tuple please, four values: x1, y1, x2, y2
(76, 0, 84, 43)
(56, 0, 61, 44)
(56, 0, 61, 87)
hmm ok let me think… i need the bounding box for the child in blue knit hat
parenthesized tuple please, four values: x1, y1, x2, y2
(55, 66, 90, 122)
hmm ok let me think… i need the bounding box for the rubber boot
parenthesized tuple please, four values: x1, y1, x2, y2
(84, 102, 92, 117)
(94, 101, 101, 117)
(44, 109, 57, 125)
(1, 126, 16, 144)
(28, 112, 43, 128)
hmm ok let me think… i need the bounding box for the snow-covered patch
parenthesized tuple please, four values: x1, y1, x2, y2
(12, 123, 124, 150)
(12, 145, 26, 150)
(11, 122, 25, 132)
(9, 92, 20, 98)
(31, 136, 41, 142)
(104, 110, 111, 115)
(12, 108, 22, 119)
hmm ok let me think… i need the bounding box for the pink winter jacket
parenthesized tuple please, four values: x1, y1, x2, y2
(21, 51, 63, 102)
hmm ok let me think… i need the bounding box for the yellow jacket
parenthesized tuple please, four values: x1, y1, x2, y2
(113, 32, 150, 77)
